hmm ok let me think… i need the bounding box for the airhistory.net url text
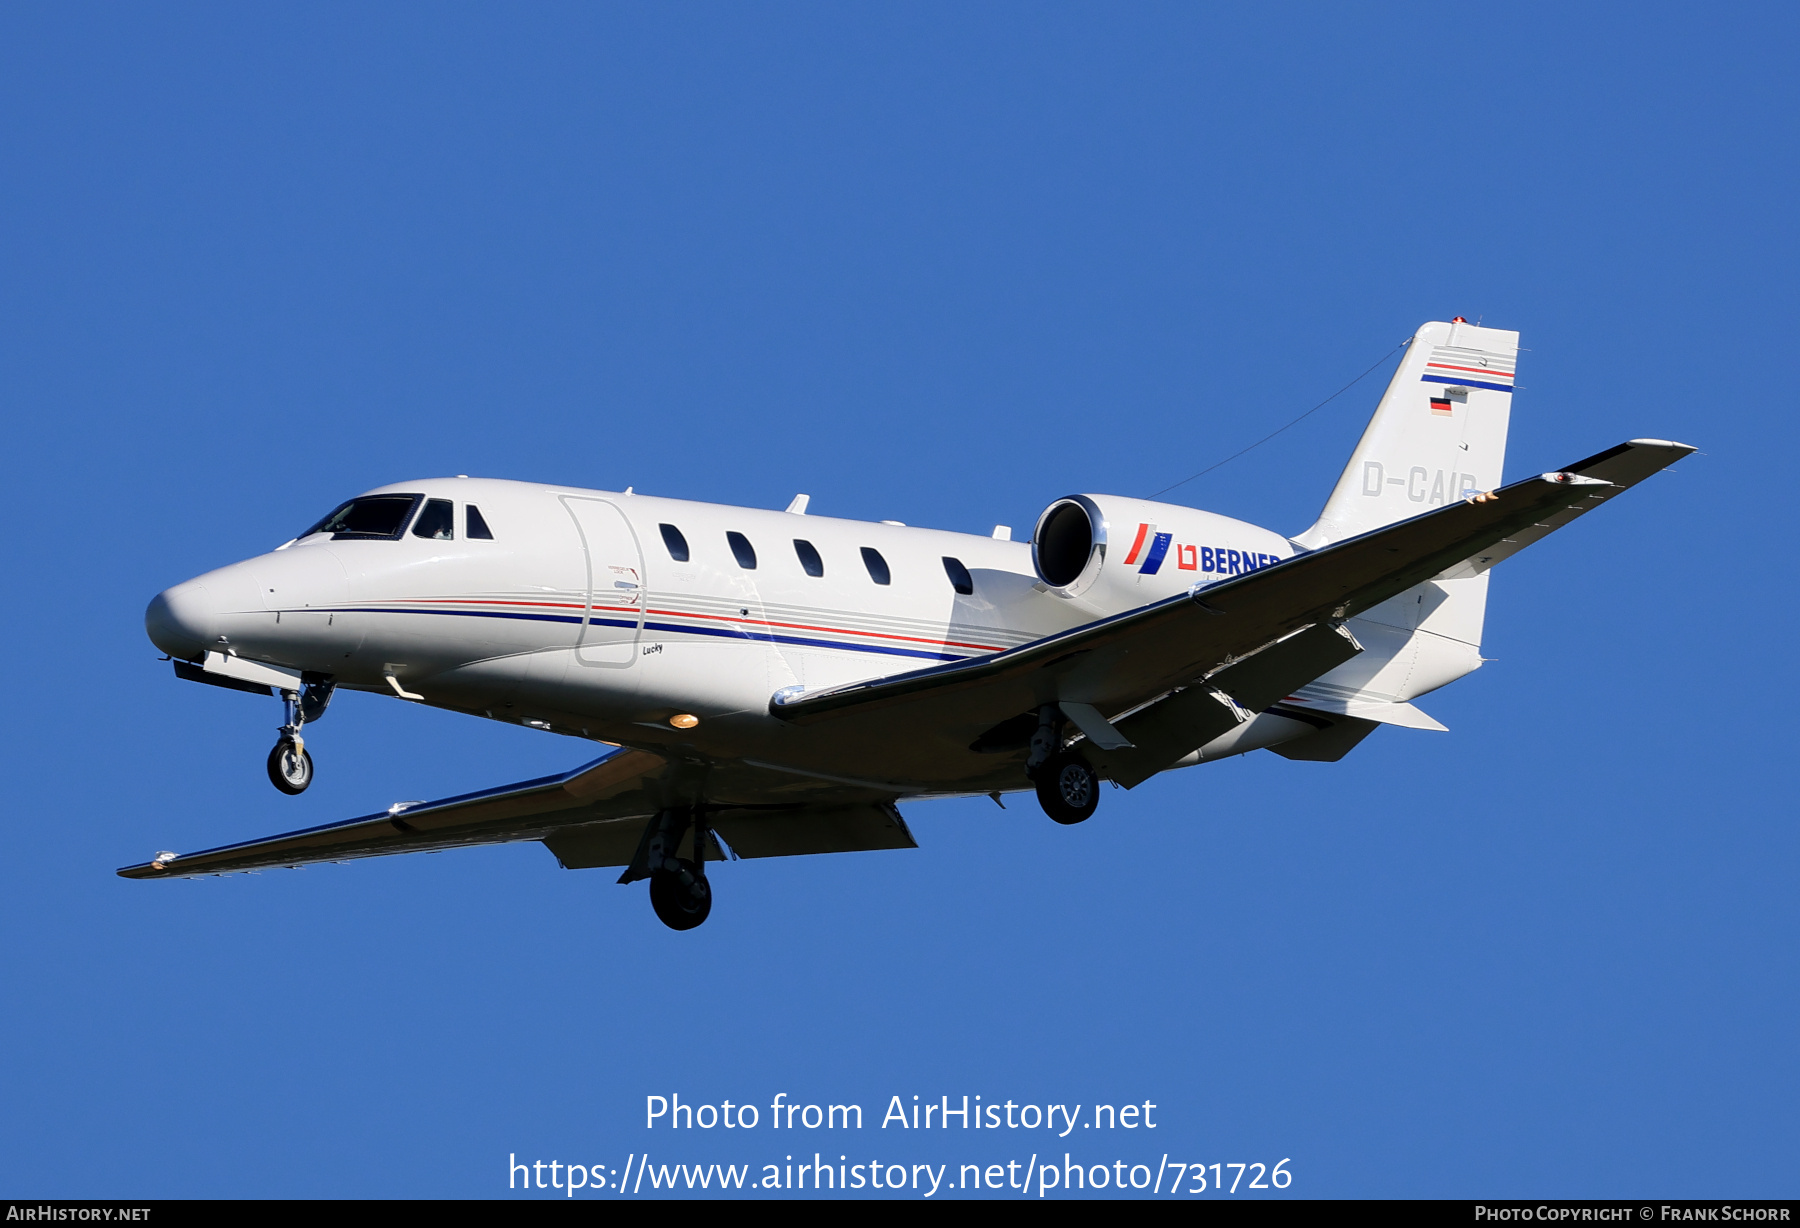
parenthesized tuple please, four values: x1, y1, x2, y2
(509, 1152, 1293, 1197)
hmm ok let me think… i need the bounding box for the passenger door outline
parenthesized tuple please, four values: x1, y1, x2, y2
(560, 496, 645, 669)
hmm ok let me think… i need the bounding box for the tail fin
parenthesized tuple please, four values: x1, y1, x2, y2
(1295, 319, 1518, 549)
(1281, 320, 1520, 734)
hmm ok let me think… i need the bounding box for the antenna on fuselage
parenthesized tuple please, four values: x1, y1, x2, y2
(786, 494, 810, 514)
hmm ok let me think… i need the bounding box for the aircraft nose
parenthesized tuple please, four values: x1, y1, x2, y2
(145, 581, 215, 660)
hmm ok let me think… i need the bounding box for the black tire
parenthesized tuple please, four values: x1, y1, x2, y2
(1036, 755, 1099, 825)
(267, 741, 314, 795)
(649, 861, 713, 930)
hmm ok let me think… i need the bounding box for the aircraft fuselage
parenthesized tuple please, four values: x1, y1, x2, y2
(146, 477, 1310, 801)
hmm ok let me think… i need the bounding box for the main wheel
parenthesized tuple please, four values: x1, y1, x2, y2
(649, 861, 713, 930)
(1037, 755, 1099, 824)
(267, 741, 314, 795)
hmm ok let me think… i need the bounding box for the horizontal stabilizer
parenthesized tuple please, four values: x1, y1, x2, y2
(1283, 691, 1447, 731)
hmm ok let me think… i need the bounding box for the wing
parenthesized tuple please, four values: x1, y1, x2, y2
(1440, 438, 1693, 576)
(118, 746, 670, 879)
(773, 441, 1694, 740)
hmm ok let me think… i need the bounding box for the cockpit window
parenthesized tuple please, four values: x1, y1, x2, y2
(412, 498, 455, 540)
(466, 505, 494, 540)
(303, 494, 422, 541)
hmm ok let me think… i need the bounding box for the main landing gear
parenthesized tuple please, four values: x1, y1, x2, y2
(1025, 704, 1101, 825)
(620, 808, 714, 930)
(266, 679, 334, 795)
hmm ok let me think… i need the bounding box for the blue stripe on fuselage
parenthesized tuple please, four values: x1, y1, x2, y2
(332, 606, 969, 662)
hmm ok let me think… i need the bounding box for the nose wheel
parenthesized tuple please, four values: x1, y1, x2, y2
(267, 739, 314, 795)
(266, 680, 333, 795)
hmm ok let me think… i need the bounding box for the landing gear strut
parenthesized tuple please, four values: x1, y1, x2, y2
(267, 678, 334, 795)
(620, 808, 714, 930)
(1025, 703, 1100, 825)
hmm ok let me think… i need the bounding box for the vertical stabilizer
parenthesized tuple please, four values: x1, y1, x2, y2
(1294, 320, 1518, 549)
(1280, 321, 1520, 733)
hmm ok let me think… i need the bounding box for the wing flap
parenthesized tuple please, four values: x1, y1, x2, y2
(118, 747, 669, 879)
(543, 818, 660, 869)
(1092, 620, 1365, 788)
(710, 803, 917, 859)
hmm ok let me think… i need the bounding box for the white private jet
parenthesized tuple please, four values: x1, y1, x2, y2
(127, 320, 1692, 929)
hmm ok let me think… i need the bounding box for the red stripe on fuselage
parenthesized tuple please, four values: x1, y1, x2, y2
(367, 596, 1008, 653)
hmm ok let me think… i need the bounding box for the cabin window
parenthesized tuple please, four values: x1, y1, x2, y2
(942, 556, 974, 595)
(466, 505, 494, 540)
(860, 546, 891, 585)
(303, 494, 422, 541)
(727, 531, 758, 570)
(412, 498, 455, 540)
(793, 539, 824, 577)
(659, 523, 690, 562)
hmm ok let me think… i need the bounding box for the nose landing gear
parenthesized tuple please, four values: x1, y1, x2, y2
(266, 679, 334, 795)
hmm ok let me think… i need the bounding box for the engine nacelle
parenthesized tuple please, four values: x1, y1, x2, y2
(1030, 493, 1299, 613)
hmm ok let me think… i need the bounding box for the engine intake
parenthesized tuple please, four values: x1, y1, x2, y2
(1031, 496, 1107, 596)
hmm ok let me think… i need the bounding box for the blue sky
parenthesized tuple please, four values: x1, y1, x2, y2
(1, 2, 1793, 1198)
